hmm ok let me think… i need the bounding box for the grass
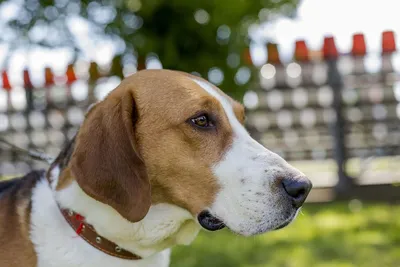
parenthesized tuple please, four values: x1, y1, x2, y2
(171, 202, 400, 267)
(2, 175, 399, 266)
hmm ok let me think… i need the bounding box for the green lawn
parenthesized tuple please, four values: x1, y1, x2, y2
(2, 176, 399, 266)
(171, 202, 400, 267)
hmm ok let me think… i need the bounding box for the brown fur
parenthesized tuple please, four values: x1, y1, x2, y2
(0, 69, 246, 266)
(0, 171, 42, 266)
(57, 69, 245, 220)
(69, 88, 151, 223)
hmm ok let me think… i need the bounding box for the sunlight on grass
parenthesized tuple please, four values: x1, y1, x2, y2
(171, 202, 400, 267)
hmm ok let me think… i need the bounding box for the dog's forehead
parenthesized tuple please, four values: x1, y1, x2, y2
(122, 70, 215, 97)
(119, 69, 245, 120)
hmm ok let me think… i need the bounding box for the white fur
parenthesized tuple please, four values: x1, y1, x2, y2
(192, 78, 306, 236)
(31, 173, 200, 267)
(49, 166, 60, 190)
(28, 76, 307, 267)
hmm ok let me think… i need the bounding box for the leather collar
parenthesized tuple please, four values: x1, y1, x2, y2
(59, 207, 142, 260)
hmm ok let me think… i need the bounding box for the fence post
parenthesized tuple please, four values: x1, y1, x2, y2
(24, 69, 34, 168)
(328, 59, 353, 194)
(324, 38, 354, 196)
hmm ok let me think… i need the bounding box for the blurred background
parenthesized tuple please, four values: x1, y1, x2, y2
(1, 0, 400, 266)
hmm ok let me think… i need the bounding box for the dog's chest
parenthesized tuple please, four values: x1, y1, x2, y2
(30, 179, 171, 267)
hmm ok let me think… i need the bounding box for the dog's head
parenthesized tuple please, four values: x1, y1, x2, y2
(67, 69, 311, 236)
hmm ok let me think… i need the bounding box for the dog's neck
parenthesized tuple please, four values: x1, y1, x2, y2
(47, 164, 201, 259)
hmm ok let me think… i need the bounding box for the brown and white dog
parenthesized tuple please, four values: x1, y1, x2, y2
(0, 70, 312, 267)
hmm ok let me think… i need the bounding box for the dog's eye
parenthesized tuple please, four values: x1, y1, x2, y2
(191, 114, 214, 128)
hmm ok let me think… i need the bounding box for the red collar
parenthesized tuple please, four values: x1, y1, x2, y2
(59, 206, 142, 260)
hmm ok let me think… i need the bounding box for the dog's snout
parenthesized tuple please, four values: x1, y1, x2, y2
(281, 177, 312, 208)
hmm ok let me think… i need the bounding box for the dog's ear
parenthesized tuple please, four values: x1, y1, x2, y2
(70, 90, 150, 222)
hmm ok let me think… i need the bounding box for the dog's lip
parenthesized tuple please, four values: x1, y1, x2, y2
(197, 210, 226, 231)
(272, 211, 297, 231)
(273, 220, 291, 230)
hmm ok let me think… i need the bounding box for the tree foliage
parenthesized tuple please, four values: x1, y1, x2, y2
(3, 0, 298, 99)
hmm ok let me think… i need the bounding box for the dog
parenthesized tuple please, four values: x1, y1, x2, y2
(0, 69, 312, 267)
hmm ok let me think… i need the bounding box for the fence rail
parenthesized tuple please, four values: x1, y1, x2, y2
(245, 31, 400, 198)
(1, 31, 400, 201)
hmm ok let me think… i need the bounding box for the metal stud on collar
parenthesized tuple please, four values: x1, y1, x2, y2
(59, 206, 142, 260)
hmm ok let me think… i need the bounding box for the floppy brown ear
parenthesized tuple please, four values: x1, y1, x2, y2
(70, 90, 150, 222)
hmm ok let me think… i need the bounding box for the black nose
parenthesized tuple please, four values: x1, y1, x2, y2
(282, 178, 312, 208)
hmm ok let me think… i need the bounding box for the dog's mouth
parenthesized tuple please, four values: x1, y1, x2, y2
(198, 208, 298, 233)
(197, 210, 226, 231)
(272, 209, 299, 231)
(273, 220, 291, 230)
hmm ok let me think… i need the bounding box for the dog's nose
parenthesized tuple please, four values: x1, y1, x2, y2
(282, 177, 312, 208)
